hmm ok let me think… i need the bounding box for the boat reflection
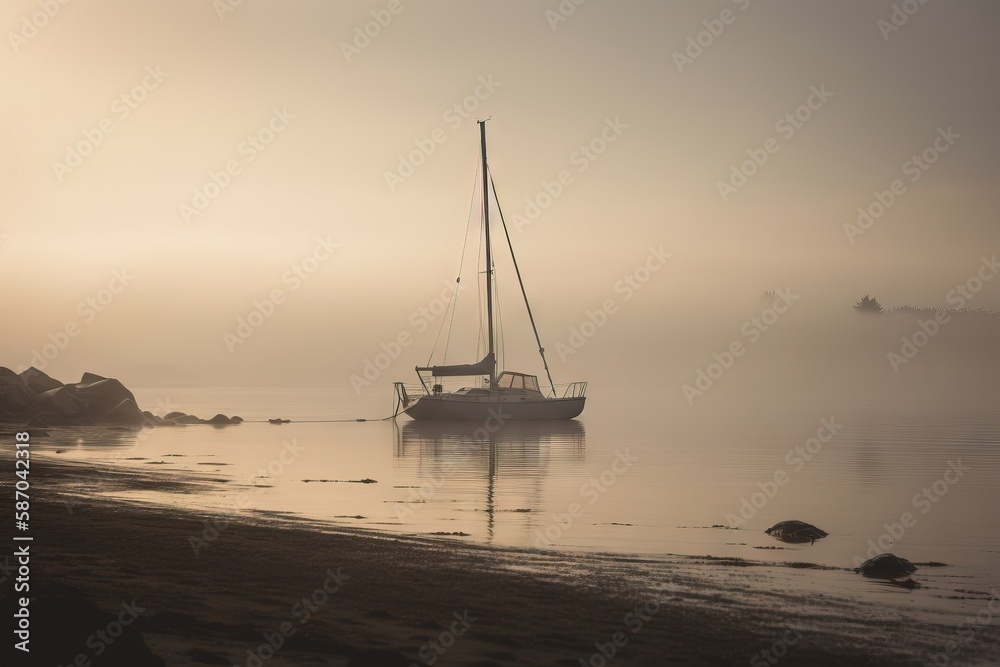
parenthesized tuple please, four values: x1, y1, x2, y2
(393, 419, 586, 543)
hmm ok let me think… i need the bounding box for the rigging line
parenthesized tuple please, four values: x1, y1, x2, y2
(244, 418, 391, 423)
(426, 282, 454, 366)
(488, 169, 558, 397)
(442, 147, 482, 365)
(494, 263, 504, 371)
(427, 148, 482, 366)
(246, 384, 408, 423)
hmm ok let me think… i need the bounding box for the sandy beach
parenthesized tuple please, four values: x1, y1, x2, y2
(4, 450, 993, 667)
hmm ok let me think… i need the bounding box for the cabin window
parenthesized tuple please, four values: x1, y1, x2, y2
(496, 372, 539, 391)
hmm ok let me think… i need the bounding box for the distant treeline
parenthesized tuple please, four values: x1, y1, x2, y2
(885, 305, 1000, 315)
(757, 290, 1000, 316)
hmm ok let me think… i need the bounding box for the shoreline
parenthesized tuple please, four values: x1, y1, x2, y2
(3, 452, 993, 665)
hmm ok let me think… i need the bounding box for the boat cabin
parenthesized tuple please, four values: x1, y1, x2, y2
(494, 371, 541, 393)
(447, 372, 543, 397)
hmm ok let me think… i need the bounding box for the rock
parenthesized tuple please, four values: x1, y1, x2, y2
(107, 398, 146, 426)
(765, 520, 828, 544)
(0, 367, 238, 429)
(159, 411, 201, 424)
(172, 414, 202, 425)
(142, 411, 173, 426)
(0, 369, 40, 419)
(74, 375, 138, 416)
(18, 366, 64, 393)
(269, 418, 290, 424)
(231, 415, 244, 423)
(205, 414, 233, 425)
(37, 386, 87, 416)
(855, 553, 918, 579)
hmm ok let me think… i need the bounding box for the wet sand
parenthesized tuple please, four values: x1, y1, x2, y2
(3, 453, 986, 666)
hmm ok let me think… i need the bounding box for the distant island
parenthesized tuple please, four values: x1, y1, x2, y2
(0, 367, 241, 430)
(852, 292, 1000, 316)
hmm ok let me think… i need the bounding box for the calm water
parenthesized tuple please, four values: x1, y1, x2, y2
(35, 386, 1000, 615)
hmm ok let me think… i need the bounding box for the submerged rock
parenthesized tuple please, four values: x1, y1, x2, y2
(855, 553, 918, 579)
(150, 411, 241, 426)
(205, 414, 233, 425)
(765, 520, 828, 544)
(172, 414, 203, 425)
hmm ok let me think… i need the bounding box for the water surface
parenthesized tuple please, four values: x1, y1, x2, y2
(38, 386, 1000, 619)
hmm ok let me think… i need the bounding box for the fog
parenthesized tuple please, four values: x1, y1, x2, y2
(2, 0, 998, 404)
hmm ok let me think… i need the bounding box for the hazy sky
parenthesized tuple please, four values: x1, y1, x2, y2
(2, 0, 998, 390)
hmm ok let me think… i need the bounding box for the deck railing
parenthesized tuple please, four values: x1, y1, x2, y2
(555, 381, 588, 399)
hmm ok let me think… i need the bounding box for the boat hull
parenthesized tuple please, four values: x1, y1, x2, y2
(404, 394, 585, 420)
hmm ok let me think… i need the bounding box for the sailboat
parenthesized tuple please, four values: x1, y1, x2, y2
(394, 120, 587, 421)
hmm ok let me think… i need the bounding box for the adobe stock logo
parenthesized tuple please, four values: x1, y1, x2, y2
(383, 76, 501, 192)
(725, 417, 842, 528)
(844, 126, 960, 244)
(52, 66, 169, 183)
(8, 0, 72, 54)
(340, 0, 414, 63)
(682, 289, 799, 405)
(18, 269, 134, 373)
(716, 85, 833, 203)
(877, 0, 931, 41)
(223, 237, 338, 352)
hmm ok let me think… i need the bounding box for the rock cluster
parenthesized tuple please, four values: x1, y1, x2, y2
(1, 367, 146, 426)
(0, 366, 241, 428)
(764, 519, 923, 583)
(144, 411, 243, 426)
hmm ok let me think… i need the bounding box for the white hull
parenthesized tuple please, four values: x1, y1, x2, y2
(404, 393, 585, 420)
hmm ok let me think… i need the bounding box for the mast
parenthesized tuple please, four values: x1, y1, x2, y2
(479, 120, 496, 387)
